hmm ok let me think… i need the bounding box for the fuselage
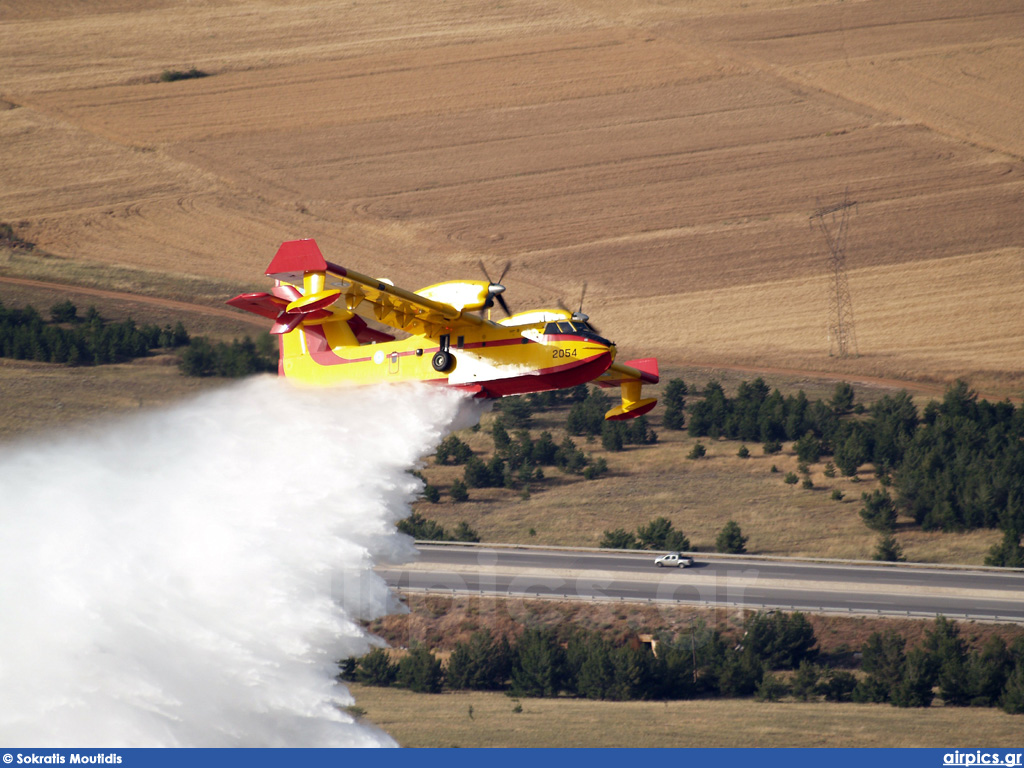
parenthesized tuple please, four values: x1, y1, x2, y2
(281, 316, 615, 397)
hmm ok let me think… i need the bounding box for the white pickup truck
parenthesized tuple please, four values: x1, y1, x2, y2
(654, 552, 695, 568)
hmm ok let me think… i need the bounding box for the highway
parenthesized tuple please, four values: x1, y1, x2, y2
(376, 544, 1024, 623)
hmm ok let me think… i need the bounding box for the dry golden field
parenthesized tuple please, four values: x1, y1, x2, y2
(347, 682, 1024, 748)
(1, 0, 1022, 395)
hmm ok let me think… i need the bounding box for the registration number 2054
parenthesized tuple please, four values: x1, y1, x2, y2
(551, 348, 578, 359)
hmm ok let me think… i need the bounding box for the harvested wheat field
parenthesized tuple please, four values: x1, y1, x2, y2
(1, 0, 1022, 394)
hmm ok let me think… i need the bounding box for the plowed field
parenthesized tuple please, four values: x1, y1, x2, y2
(1, 0, 1022, 393)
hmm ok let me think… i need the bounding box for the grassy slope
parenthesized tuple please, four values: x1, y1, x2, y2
(411, 386, 1003, 565)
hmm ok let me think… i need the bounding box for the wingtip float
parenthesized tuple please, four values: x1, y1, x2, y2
(228, 238, 658, 421)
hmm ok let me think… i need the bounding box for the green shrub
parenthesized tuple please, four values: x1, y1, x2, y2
(449, 479, 469, 503)
(583, 456, 608, 480)
(159, 67, 208, 82)
(600, 528, 639, 549)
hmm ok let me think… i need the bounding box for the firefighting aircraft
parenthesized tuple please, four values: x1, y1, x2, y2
(227, 239, 658, 420)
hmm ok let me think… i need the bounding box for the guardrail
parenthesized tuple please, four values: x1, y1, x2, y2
(393, 584, 1024, 625)
(414, 539, 1024, 575)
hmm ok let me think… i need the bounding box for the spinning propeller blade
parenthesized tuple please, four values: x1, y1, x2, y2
(478, 260, 513, 317)
(559, 283, 599, 332)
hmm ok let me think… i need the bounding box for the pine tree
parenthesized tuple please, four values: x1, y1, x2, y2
(495, 396, 533, 427)
(967, 636, 1011, 706)
(601, 421, 625, 452)
(637, 517, 689, 551)
(573, 636, 614, 700)
(985, 529, 1024, 568)
(396, 644, 443, 693)
(830, 382, 856, 414)
(924, 617, 969, 706)
(855, 630, 906, 703)
(755, 670, 788, 702)
(1000, 662, 1024, 714)
(794, 431, 822, 464)
(790, 661, 820, 701)
(716, 520, 748, 554)
(449, 479, 469, 502)
(891, 648, 935, 708)
(446, 631, 512, 690)
(355, 647, 397, 686)
(510, 628, 565, 698)
(741, 611, 817, 670)
(820, 670, 858, 702)
(531, 431, 558, 465)
(609, 645, 655, 701)
(873, 533, 906, 562)
(860, 489, 897, 532)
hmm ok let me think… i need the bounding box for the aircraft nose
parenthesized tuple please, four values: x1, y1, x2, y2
(489, 283, 505, 295)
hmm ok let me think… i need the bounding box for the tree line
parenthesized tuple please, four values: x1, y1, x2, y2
(341, 613, 1024, 714)
(0, 299, 189, 365)
(0, 298, 276, 377)
(598, 516, 749, 555)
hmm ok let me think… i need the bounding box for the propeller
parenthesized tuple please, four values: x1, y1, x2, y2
(558, 282, 600, 333)
(478, 259, 513, 317)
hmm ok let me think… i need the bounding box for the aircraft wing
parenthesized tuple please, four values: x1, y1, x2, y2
(265, 239, 487, 337)
(595, 358, 659, 387)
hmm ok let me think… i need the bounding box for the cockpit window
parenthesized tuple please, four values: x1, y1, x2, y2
(543, 321, 610, 345)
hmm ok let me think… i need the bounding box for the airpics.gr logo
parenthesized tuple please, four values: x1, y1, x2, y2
(943, 752, 1023, 767)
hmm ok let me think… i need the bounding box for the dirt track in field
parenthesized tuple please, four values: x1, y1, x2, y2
(0, 0, 1021, 392)
(0, 275, 265, 325)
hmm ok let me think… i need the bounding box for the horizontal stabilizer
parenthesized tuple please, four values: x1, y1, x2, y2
(226, 292, 288, 321)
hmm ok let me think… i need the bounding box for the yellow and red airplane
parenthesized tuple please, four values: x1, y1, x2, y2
(228, 239, 658, 420)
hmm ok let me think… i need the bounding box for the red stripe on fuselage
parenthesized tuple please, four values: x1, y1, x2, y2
(446, 349, 613, 397)
(297, 326, 612, 395)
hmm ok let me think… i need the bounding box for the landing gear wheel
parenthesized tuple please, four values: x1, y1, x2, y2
(431, 350, 455, 373)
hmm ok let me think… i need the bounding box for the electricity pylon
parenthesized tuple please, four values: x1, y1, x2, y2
(811, 192, 859, 358)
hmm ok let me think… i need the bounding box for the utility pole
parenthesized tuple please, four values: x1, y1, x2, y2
(811, 191, 859, 358)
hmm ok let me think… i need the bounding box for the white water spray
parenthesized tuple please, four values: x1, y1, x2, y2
(0, 378, 475, 747)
